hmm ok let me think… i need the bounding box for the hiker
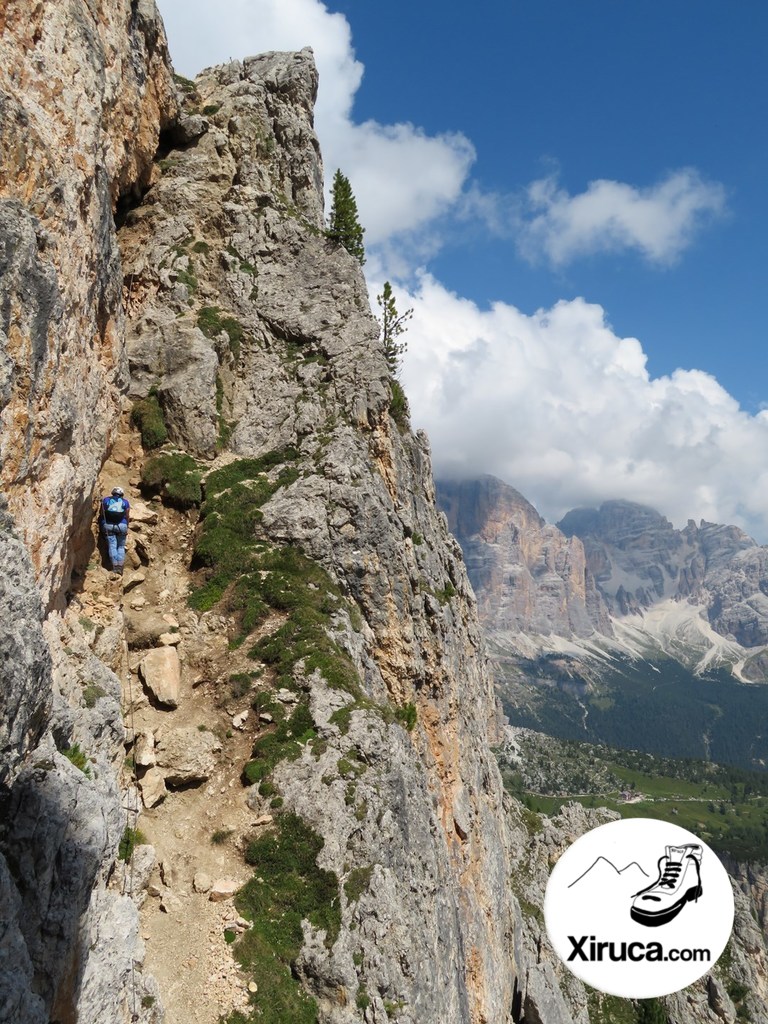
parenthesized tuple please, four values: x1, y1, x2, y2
(100, 486, 130, 575)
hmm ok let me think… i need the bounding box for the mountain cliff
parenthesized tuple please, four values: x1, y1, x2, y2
(2, 5, 766, 1024)
(0, 6, 528, 1022)
(437, 477, 612, 643)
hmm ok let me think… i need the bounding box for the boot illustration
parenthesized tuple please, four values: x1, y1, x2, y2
(630, 844, 703, 927)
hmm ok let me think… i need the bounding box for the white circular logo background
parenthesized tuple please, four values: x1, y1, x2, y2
(544, 818, 734, 998)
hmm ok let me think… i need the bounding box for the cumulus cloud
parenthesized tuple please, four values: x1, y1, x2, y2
(518, 170, 727, 266)
(394, 274, 768, 541)
(157, 0, 474, 246)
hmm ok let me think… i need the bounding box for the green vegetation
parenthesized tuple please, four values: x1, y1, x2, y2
(131, 389, 168, 449)
(211, 828, 234, 845)
(118, 826, 147, 861)
(394, 702, 417, 730)
(187, 450, 300, 620)
(197, 306, 246, 359)
(582, 989, 669, 1024)
(225, 814, 340, 1024)
(141, 452, 202, 508)
(175, 266, 198, 295)
(82, 683, 106, 708)
(78, 616, 96, 632)
(356, 988, 370, 1011)
(500, 650, 768, 771)
(636, 1000, 668, 1024)
(229, 672, 255, 699)
(192, 239, 210, 254)
(389, 379, 410, 430)
(202, 104, 221, 116)
(344, 864, 373, 903)
(241, 701, 317, 786)
(433, 582, 456, 605)
(585, 988, 643, 1024)
(173, 72, 196, 95)
(726, 978, 751, 1020)
(500, 732, 768, 861)
(61, 743, 91, 777)
(377, 281, 413, 376)
(326, 169, 365, 264)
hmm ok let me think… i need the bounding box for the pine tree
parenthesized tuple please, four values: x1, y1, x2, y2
(377, 281, 413, 377)
(327, 169, 365, 265)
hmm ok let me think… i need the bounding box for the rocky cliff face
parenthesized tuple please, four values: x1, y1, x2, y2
(0, 7, 529, 1021)
(0, 3, 175, 1021)
(113, 52, 523, 1024)
(437, 477, 612, 643)
(0, 0, 177, 612)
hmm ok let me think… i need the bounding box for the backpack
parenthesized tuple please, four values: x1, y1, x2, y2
(105, 497, 125, 520)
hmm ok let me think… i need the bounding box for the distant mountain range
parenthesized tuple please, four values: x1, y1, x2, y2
(437, 477, 768, 768)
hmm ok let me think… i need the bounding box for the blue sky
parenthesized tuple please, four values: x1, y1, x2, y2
(158, 0, 768, 539)
(335, 0, 766, 408)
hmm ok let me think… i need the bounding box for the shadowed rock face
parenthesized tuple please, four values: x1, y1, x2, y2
(438, 476, 612, 639)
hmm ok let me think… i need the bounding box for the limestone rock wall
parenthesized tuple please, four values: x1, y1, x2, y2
(0, 2, 176, 1021)
(0, 0, 177, 611)
(437, 476, 612, 640)
(117, 53, 523, 1023)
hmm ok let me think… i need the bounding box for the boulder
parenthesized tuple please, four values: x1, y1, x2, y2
(123, 571, 146, 593)
(232, 710, 249, 730)
(172, 114, 209, 145)
(124, 610, 170, 649)
(139, 647, 180, 708)
(209, 878, 239, 902)
(193, 871, 212, 894)
(128, 844, 157, 906)
(133, 731, 155, 768)
(127, 502, 158, 526)
(139, 768, 167, 808)
(155, 727, 220, 786)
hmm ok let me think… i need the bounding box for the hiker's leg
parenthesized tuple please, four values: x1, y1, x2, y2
(104, 525, 118, 569)
(114, 522, 128, 570)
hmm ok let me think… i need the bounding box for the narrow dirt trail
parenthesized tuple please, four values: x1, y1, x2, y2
(76, 421, 278, 1024)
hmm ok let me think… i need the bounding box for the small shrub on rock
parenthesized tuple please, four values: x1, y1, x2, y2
(131, 390, 168, 449)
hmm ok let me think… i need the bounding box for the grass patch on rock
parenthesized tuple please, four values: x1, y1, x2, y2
(344, 864, 373, 904)
(241, 701, 316, 786)
(225, 814, 340, 1024)
(118, 826, 147, 861)
(141, 452, 203, 508)
(131, 390, 168, 450)
(197, 305, 246, 360)
(61, 743, 91, 776)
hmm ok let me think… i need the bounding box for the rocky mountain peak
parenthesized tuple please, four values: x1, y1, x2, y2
(437, 476, 612, 640)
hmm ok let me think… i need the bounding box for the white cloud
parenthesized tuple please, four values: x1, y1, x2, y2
(518, 170, 727, 266)
(156, 0, 474, 246)
(394, 274, 768, 541)
(158, 0, 758, 541)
